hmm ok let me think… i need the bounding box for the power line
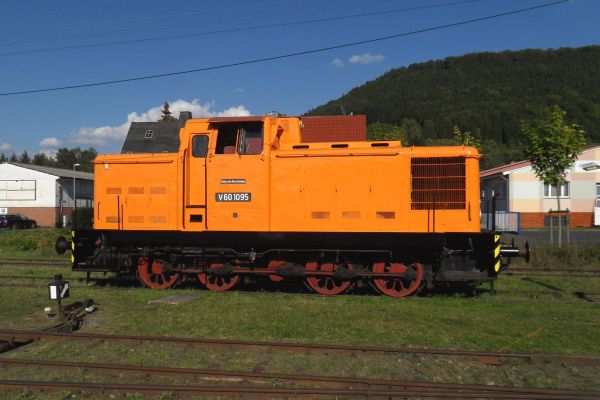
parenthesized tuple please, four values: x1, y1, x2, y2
(0, 0, 481, 57)
(0, 0, 569, 97)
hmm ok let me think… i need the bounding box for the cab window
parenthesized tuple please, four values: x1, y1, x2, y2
(213, 122, 263, 155)
(215, 126, 238, 154)
(237, 125, 263, 155)
(191, 135, 209, 157)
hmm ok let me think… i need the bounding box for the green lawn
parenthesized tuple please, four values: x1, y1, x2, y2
(0, 228, 71, 260)
(1, 232, 599, 397)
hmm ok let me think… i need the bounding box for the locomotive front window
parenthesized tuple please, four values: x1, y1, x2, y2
(191, 135, 209, 158)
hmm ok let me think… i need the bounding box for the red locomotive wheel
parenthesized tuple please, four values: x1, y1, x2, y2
(198, 263, 240, 292)
(305, 262, 353, 296)
(267, 260, 285, 282)
(137, 258, 180, 289)
(372, 262, 423, 298)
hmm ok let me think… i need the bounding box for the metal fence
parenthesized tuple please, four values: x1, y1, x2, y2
(481, 211, 521, 234)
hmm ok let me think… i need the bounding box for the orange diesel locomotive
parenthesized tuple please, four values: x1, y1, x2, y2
(57, 114, 526, 297)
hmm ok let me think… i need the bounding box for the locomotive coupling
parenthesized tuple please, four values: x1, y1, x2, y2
(500, 241, 531, 263)
(55, 237, 71, 255)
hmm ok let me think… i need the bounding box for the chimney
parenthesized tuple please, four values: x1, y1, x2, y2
(179, 111, 192, 129)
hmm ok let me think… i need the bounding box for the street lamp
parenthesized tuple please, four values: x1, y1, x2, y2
(73, 163, 80, 227)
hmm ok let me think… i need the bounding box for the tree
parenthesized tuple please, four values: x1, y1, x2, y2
(54, 147, 97, 172)
(367, 122, 407, 142)
(522, 105, 586, 246)
(400, 118, 424, 145)
(18, 150, 31, 164)
(160, 101, 178, 122)
(0, 153, 6, 163)
(9, 153, 17, 162)
(32, 152, 51, 166)
(452, 125, 481, 150)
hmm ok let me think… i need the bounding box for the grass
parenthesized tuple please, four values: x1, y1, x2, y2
(0, 228, 71, 260)
(0, 232, 599, 397)
(1, 275, 599, 355)
(1, 269, 600, 398)
(512, 243, 600, 269)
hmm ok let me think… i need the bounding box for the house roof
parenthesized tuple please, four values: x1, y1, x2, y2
(121, 121, 180, 154)
(480, 160, 531, 178)
(480, 145, 600, 178)
(6, 162, 94, 180)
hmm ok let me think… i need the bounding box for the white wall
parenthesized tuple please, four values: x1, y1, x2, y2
(0, 164, 57, 207)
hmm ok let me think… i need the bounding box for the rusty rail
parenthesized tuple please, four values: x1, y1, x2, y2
(506, 268, 600, 278)
(0, 379, 595, 398)
(0, 358, 597, 398)
(1, 329, 599, 366)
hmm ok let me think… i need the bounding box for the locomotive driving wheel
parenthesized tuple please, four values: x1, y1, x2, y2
(372, 262, 423, 298)
(305, 262, 353, 296)
(137, 257, 180, 289)
(267, 260, 285, 282)
(198, 263, 240, 292)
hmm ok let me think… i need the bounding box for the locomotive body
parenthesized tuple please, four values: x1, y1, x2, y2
(59, 115, 525, 297)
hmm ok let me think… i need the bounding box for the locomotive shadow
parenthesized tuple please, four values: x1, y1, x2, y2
(420, 282, 483, 298)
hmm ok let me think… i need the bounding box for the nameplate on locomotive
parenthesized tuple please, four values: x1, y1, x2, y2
(220, 179, 246, 184)
(216, 192, 251, 202)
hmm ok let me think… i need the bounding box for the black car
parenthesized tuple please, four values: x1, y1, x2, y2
(0, 214, 37, 229)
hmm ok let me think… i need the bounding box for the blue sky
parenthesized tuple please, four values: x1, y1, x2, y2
(0, 0, 598, 155)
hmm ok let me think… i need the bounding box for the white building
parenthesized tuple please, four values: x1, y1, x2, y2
(0, 163, 94, 227)
(480, 146, 600, 228)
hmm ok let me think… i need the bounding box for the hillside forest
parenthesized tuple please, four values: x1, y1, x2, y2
(307, 46, 600, 170)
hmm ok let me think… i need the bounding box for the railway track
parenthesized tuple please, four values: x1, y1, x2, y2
(0, 259, 69, 267)
(506, 267, 600, 278)
(1, 329, 599, 366)
(1, 378, 595, 399)
(1, 327, 598, 398)
(2, 258, 599, 278)
(1, 274, 599, 303)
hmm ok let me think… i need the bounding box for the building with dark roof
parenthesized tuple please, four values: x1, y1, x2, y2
(121, 121, 180, 153)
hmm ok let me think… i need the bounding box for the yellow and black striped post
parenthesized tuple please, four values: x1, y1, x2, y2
(70, 231, 75, 264)
(492, 234, 502, 273)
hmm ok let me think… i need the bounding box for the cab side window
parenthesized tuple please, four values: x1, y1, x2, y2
(215, 126, 237, 154)
(191, 135, 209, 157)
(237, 125, 263, 155)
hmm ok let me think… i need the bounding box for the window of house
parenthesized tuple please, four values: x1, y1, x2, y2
(543, 182, 570, 198)
(191, 135, 209, 158)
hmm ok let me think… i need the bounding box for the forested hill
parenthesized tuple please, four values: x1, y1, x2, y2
(306, 46, 600, 169)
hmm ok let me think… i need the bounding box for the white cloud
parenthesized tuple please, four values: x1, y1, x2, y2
(331, 58, 345, 68)
(0, 142, 12, 152)
(39, 137, 61, 148)
(232, 88, 244, 93)
(69, 99, 251, 147)
(349, 52, 384, 64)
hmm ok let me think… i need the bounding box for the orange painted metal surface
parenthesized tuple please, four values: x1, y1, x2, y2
(94, 116, 480, 233)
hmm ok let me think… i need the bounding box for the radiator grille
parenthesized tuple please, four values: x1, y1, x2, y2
(411, 157, 466, 210)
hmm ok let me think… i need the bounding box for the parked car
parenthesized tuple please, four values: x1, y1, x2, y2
(0, 214, 37, 229)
